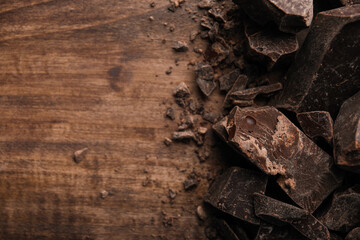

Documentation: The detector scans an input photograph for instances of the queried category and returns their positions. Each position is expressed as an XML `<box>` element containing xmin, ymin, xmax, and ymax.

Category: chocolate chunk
<box><xmin>345</xmin><ymin>227</ymin><xmax>360</xmax><ymax>240</ymax></box>
<box><xmin>219</xmin><ymin>69</ymin><xmax>242</xmax><ymax>92</ymax></box>
<box><xmin>173</xmin><ymin>82</ymin><xmax>191</xmax><ymax>98</ymax></box>
<box><xmin>253</xmin><ymin>193</ymin><xmax>330</xmax><ymax>240</ymax></box>
<box><xmin>172</xmin><ymin>130</ymin><xmax>196</xmax><ymax>141</ymax></box>
<box><xmin>189</xmin><ymin>30</ymin><xmax>199</xmax><ymax>42</ymax></box>
<box><xmin>205</xmin><ymin>41</ymin><xmax>230</xmax><ymax>66</ymax></box>
<box><xmin>165</xmin><ymin>107</ymin><xmax>175</xmax><ymax>120</ymax></box>
<box><xmin>297</xmin><ymin>111</ymin><xmax>334</xmax><ymax>143</ymax></box>
<box><xmin>334</xmin><ymin>91</ymin><xmax>360</xmax><ymax>173</ymax></box>
<box><xmin>223</xmin><ymin>74</ymin><xmax>249</xmax><ymax>108</ymax></box>
<box><xmin>317</xmin><ymin>185</ymin><xmax>360</xmax><ymax>232</ymax></box>
<box><xmin>196</xmin><ymin>205</ymin><xmax>208</xmax><ymax>221</ymax></box>
<box><xmin>204</xmin><ymin>167</ymin><xmax>268</xmax><ymax>224</ymax></box>
<box><xmin>255</xmin><ymin>222</ymin><xmax>307</xmax><ymax>240</ymax></box>
<box><xmin>172</xmin><ymin>41</ymin><xmax>189</xmax><ymax>52</ymax></box>
<box><xmin>212</xmin><ymin>116</ymin><xmax>229</xmax><ymax>142</ymax></box>
<box><xmin>73</xmin><ymin>147</ymin><xmax>88</xmax><ymax>163</ymax></box>
<box><xmin>202</xmin><ymin>112</ymin><xmax>219</xmax><ymax>123</ymax></box>
<box><xmin>183</xmin><ymin>178</ymin><xmax>198</xmax><ymax>191</ymax></box>
<box><xmin>165</xmin><ymin>66</ymin><xmax>173</xmax><ymax>75</ymax></box>
<box><xmin>195</xmin><ymin>63</ymin><xmax>216</xmax><ymax>96</ymax></box>
<box><xmin>163</xmin><ymin>137</ymin><xmax>172</xmax><ymax>146</ymax></box>
<box><xmin>237</xmin><ymin>0</ymin><xmax>313</xmax><ymax>33</ymax></box>
<box><xmin>245</xmin><ymin>20</ymin><xmax>298</xmax><ymax>70</ymax></box>
<box><xmin>208</xmin><ymin>7</ymin><xmax>226</xmax><ymax>23</ymax></box>
<box><xmin>228</xmin><ymin>83</ymin><xmax>283</xmax><ymax>107</ymax></box>
<box><xmin>274</xmin><ymin>5</ymin><xmax>360</xmax><ymax>117</ymax></box>
<box><xmin>226</xmin><ymin>106</ymin><xmax>343</xmax><ymax>212</ymax></box>
<box><xmin>198</xmin><ymin>0</ymin><xmax>215</xmax><ymax>9</ymax></box>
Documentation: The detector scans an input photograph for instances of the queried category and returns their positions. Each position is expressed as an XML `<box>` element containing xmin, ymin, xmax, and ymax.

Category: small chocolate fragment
<box><xmin>73</xmin><ymin>147</ymin><xmax>88</xmax><ymax>163</ymax></box>
<box><xmin>172</xmin><ymin>41</ymin><xmax>189</xmax><ymax>52</ymax></box>
<box><xmin>100</xmin><ymin>190</ymin><xmax>109</xmax><ymax>199</ymax></box>
<box><xmin>198</xmin><ymin>0</ymin><xmax>214</xmax><ymax>9</ymax></box>
<box><xmin>255</xmin><ymin>222</ymin><xmax>307</xmax><ymax>240</ymax></box>
<box><xmin>345</xmin><ymin>227</ymin><xmax>360</xmax><ymax>240</ymax></box>
<box><xmin>165</xmin><ymin>66</ymin><xmax>172</xmax><ymax>75</ymax></box>
<box><xmin>237</xmin><ymin>0</ymin><xmax>313</xmax><ymax>33</ymax></box>
<box><xmin>212</xmin><ymin>116</ymin><xmax>229</xmax><ymax>142</ymax></box>
<box><xmin>168</xmin><ymin>189</ymin><xmax>176</xmax><ymax>199</ymax></box>
<box><xmin>172</xmin><ymin>130</ymin><xmax>195</xmax><ymax>141</ymax></box>
<box><xmin>165</xmin><ymin>107</ymin><xmax>175</xmax><ymax>120</ymax></box>
<box><xmin>275</xmin><ymin>5</ymin><xmax>360</xmax><ymax>117</ymax></box>
<box><xmin>173</xmin><ymin>82</ymin><xmax>191</xmax><ymax>98</ymax></box>
<box><xmin>297</xmin><ymin>111</ymin><xmax>333</xmax><ymax>143</ymax></box>
<box><xmin>195</xmin><ymin>63</ymin><xmax>216</xmax><ymax>96</ymax></box>
<box><xmin>226</xmin><ymin>106</ymin><xmax>343</xmax><ymax>212</ymax></box>
<box><xmin>205</xmin><ymin>41</ymin><xmax>230</xmax><ymax>66</ymax></box>
<box><xmin>202</xmin><ymin>112</ymin><xmax>219</xmax><ymax>123</ymax></box>
<box><xmin>164</xmin><ymin>137</ymin><xmax>172</xmax><ymax>146</ymax></box>
<box><xmin>253</xmin><ymin>193</ymin><xmax>330</xmax><ymax>240</ymax></box>
<box><xmin>219</xmin><ymin>69</ymin><xmax>242</xmax><ymax>92</ymax></box>
<box><xmin>333</xmin><ymin>91</ymin><xmax>360</xmax><ymax>173</ymax></box>
<box><xmin>317</xmin><ymin>185</ymin><xmax>360</xmax><ymax>232</ymax></box>
<box><xmin>196</xmin><ymin>205</ymin><xmax>208</xmax><ymax>221</ymax></box>
<box><xmin>208</xmin><ymin>7</ymin><xmax>226</xmax><ymax>23</ymax></box>
<box><xmin>204</xmin><ymin>167</ymin><xmax>268</xmax><ymax>224</ymax></box>
<box><xmin>189</xmin><ymin>30</ymin><xmax>199</xmax><ymax>42</ymax></box>
<box><xmin>223</xmin><ymin>74</ymin><xmax>249</xmax><ymax>108</ymax></box>
<box><xmin>228</xmin><ymin>83</ymin><xmax>283</xmax><ymax>107</ymax></box>
<box><xmin>245</xmin><ymin>20</ymin><xmax>298</xmax><ymax>70</ymax></box>
<box><xmin>183</xmin><ymin>178</ymin><xmax>198</xmax><ymax>191</ymax></box>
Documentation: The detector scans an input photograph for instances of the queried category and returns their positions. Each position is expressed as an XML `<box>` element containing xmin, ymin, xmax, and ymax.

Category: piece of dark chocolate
<box><xmin>198</xmin><ymin>0</ymin><xmax>214</xmax><ymax>9</ymax></box>
<box><xmin>204</xmin><ymin>167</ymin><xmax>268</xmax><ymax>225</ymax></box>
<box><xmin>226</xmin><ymin>106</ymin><xmax>343</xmax><ymax>212</ymax></box>
<box><xmin>255</xmin><ymin>222</ymin><xmax>307</xmax><ymax>240</ymax></box>
<box><xmin>195</xmin><ymin>63</ymin><xmax>216</xmax><ymax>96</ymax></box>
<box><xmin>172</xmin><ymin>41</ymin><xmax>189</xmax><ymax>52</ymax></box>
<box><xmin>172</xmin><ymin>130</ymin><xmax>196</xmax><ymax>141</ymax></box>
<box><xmin>236</xmin><ymin>0</ymin><xmax>313</xmax><ymax>33</ymax></box>
<box><xmin>212</xmin><ymin>116</ymin><xmax>229</xmax><ymax>142</ymax></box>
<box><xmin>317</xmin><ymin>185</ymin><xmax>360</xmax><ymax>232</ymax></box>
<box><xmin>274</xmin><ymin>5</ymin><xmax>360</xmax><ymax>117</ymax></box>
<box><xmin>202</xmin><ymin>112</ymin><xmax>219</xmax><ymax>123</ymax></box>
<box><xmin>345</xmin><ymin>227</ymin><xmax>360</xmax><ymax>240</ymax></box>
<box><xmin>73</xmin><ymin>147</ymin><xmax>88</xmax><ymax>163</ymax></box>
<box><xmin>253</xmin><ymin>193</ymin><xmax>330</xmax><ymax>240</ymax></box>
<box><xmin>244</xmin><ymin>20</ymin><xmax>298</xmax><ymax>70</ymax></box>
<box><xmin>205</xmin><ymin>41</ymin><xmax>230</xmax><ymax>66</ymax></box>
<box><xmin>223</xmin><ymin>74</ymin><xmax>248</xmax><ymax>108</ymax></box>
<box><xmin>183</xmin><ymin>178</ymin><xmax>198</xmax><ymax>191</ymax></box>
<box><xmin>165</xmin><ymin>107</ymin><xmax>175</xmax><ymax>120</ymax></box>
<box><xmin>333</xmin><ymin>91</ymin><xmax>360</xmax><ymax>173</ymax></box>
<box><xmin>228</xmin><ymin>83</ymin><xmax>283</xmax><ymax>107</ymax></box>
<box><xmin>173</xmin><ymin>82</ymin><xmax>191</xmax><ymax>98</ymax></box>
<box><xmin>297</xmin><ymin>111</ymin><xmax>333</xmax><ymax>143</ymax></box>
<box><xmin>219</xmin><ymin>69</ymin><xmax>242</xmax><ymax>92</ymax></box>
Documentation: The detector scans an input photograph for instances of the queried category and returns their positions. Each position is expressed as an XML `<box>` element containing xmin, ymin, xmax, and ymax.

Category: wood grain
<box><xmin>0</xmin><ymin>1</ymin><xmax>227</xmax><ymax>239</ymax></box>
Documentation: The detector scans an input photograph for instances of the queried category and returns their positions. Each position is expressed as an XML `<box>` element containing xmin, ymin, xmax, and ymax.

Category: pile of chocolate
<box><xmin>169</xmin><ymin>0</ymin><xmax>360</xmax><ymax>239</ymax></box>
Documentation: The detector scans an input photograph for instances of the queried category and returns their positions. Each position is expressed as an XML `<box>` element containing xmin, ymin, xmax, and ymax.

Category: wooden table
<box><xmin>0</xmin><ymin>1</ymin><xmax>226</xmax><ymax>239</ymax></box>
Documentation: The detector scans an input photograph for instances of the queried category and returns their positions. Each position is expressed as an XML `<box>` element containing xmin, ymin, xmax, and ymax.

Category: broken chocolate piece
<box><xmin>223</xmin><ymin>74</ymin><xmax>249</xmax><ymax>108</ymax></box>
<box><xmin>173</xmin><ymin>82</ymin><xmax>191</xmax><ymax>98</ymax></box>
<box><xmin>208</xmin><ymin>7</ymin><xmax>226</xmax><ymax>23</ymax></box>
<box><xmin>205</xmin><ymin>41</ymin><xmax>230</xmax><ymax>66</ymax></box>
<box><xmin>228</xmin><ymin>83</ymin><xmax>283</xmax><ymax>107</ymax></box>
<box><xmin>255</xmin><ymin>222</ymin><xmax>307</xmax><ymax>240</ymax></box>
<box><xmin>226</xmin><ymin>106</ymin><xmax>343</xmax><ymax>212</ymax></box>
<box><xmin>183</xmin><ymin>178</ymin><xmax>198</xmax><ymax>191</ymax></box>
<box><xmin>202</xmin><ymin>112</ymin><xmax>219</xmax><ymax>123</ymax></box>
<box><xmin>195</xmin><ymin>63</ymin><xmax>216</xmax><ymax>96</ymax></box>
<box><xmin>317</xmin><ymin>185</ymin><xmax>360</xmax><ymax>232</ymax></box>
<box><xmin>165</xmin><ymin>107</ymin><xmax>175</xmax><ymax>120</ymax></box>
<box><xmin>345</xmin><ymin>227</ymin><xmax>360</xmax><ymax>240</ymax></box>
<box><xmin>73</xmin><ymin>147</ymin><xmax>88</xmax><ymax>163</ymax></box>
<box><xmin>333</xmin><ymin>91</ymin><xmax>360</xmax><ymax>173</ymax></box>
<box><xmin>275</xmin><ymin>5</ymin><xmax>360</xmax><ymax>117</ymax></box>
<box><xmin>172</xmin><ymin>41</ymin><xmax>189</xmax><ymax>52</ymax></box>
<box><xmin>196</xmin><ymin>205</ymin><xmax>208</xmax><ymax>221</ymax></box>
<box><xmin>212</xmin><ymin>116</ymin><xmax>229</xmax><ymax>143</ymax></box>
<box><xmin>189</xmin><ymin>30</ymin><xmax>199</xmax><ymax>42</ymax></box>
<box><xmin>253</xmin><ymin>193</ymin><xmax>330</xmax><ymax>240</ymax></box>
<box><xmin>245</xmin><ymin>20</ymin><xmax>299</xmax><ymax>70</ymax></box>
<box><xmin>297</xmin><ymin>111</ymin><xmax>334</xmax><ymax>143</ymax></box>
<box><xmin>198</xmin><ymin>0</ymin><xmax>214</xmax><ymax>9</ymax></box>
<box><xmin>219</xmin><ymin>69</ymin><xmax>242</xmax><ymax>92</ymax></box>
<box><xmin>204</xmin><ymin>167</ymin><xmax>268</xmax><ymax>224</ymax></box>
<box><xmin>163</xmin><ymin>137</ymin><xmax>172</xmax><ymax>146</ymax></box>
<box><xmin>237</xmin><ymin>0</ymin><xmax>313</xmax><ymax>33</ymax></box>
<box><xmin>172</xmin><ymin>130</ymin><xmax>195</xmax><ymax>141</ymax></box>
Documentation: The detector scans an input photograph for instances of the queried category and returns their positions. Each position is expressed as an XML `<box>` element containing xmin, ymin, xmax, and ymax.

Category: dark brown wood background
<box><xmin>0</xmin><ymin>1</ymin><xmax>227</xmax><ymax>239</ymax></box>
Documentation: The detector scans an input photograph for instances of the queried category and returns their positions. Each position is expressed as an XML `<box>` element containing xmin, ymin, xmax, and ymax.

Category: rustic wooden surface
<box><xmin>0</xmin><ymin>1</ymin><xmax>228</xmax><ymax>239</ymax></box>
